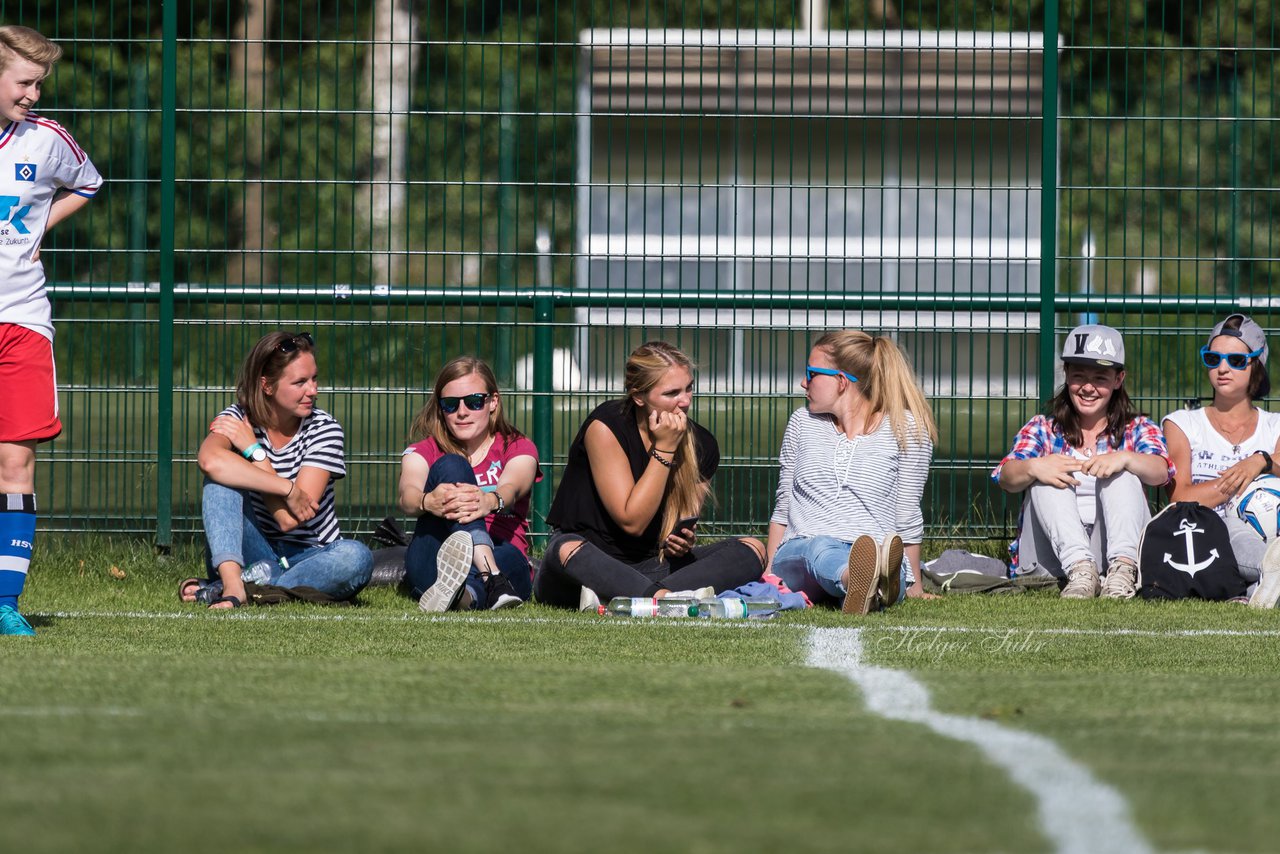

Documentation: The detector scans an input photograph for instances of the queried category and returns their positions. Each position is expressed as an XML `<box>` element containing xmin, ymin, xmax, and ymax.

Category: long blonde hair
<box><xmin>408</xmin><ymin>356</ymin><xmax>523</xmax><ymax>455</ymax></box>
<box><xmin>620</xmin><ymin>341</ymin><xmax>709</xmax><ymax>548</ymax></box>
<box><xmin>814</xmin><ymin>331</ymin><xmax>937</xmax><ymax>450</ymax></box>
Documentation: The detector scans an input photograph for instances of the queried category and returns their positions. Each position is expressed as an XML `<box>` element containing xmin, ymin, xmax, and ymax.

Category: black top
<box><xmin>547</xmin><ymin>400</ymin><xmax>719</xmax><ymax>563</ymax></box>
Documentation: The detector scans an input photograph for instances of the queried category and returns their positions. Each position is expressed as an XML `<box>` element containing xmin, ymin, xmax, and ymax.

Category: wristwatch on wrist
<box><xmin>493</xmin><ymin>491</ymin><xmax>506</xmax><ymax>515</ymax></box>
<box><xmin>1255</xmin><ymin>449</ymin><xmax>1274</xmax><ymax>474</ymax></box>
<box><xmin>242</xmin><ymin>442</ymin><xmax>267</xmax><ymax>463</ymax></box>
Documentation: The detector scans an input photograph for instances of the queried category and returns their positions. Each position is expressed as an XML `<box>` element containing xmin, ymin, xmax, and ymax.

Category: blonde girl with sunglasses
<box><xmin>399</xmin><ymin>356</ymin><xmax>541</xmax><ymax>612</ymax></box>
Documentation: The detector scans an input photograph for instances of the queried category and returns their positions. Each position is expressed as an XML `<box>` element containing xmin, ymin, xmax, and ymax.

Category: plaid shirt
<box><xmin>992</xmin><ymin>414</ymin><xmax>1173</xmax><ymax>571</ymax></box>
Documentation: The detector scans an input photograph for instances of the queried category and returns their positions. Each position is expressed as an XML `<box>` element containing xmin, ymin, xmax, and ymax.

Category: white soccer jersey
<box><xmin>0</xmin><ymin>113</ymin><xmax>103</xmax><ymax>341</ymax></box>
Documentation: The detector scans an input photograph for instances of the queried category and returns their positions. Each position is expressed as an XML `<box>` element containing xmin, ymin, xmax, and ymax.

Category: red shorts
<box><xmin>0</xmin><ymin>323</ymin><xmax>61</xmax><ymax>443</ymax></box>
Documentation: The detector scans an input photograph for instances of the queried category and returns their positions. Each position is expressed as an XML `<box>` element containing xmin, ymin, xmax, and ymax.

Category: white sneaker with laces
<box><xmin>1248</xmin><ymin>539</ymin><xmax>1280</xmax><ymax>608</ymax></box>
<box><xmin>419</xmin><ymin>531</ymin><xmax>473</xmax><ymax>613</ymax></box>
<box><xmin>1100</xmin><ymin>559</ymin><xmax>1138</xmax><ymax>599</ymax></box>
<box><xmin>1060</xmin><ymin>560</ymin><xmax>1101</xmax><ymax>599</ymax></box>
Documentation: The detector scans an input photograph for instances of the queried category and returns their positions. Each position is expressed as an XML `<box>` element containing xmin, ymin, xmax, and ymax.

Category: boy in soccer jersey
<box><xmin>0</xmin><ymin>26</ymin><xmax>103</xmax><ymax>635</ymax></box>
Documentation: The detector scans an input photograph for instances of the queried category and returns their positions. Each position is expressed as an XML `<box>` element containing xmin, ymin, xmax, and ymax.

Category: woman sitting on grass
<box><xmin>995</xmin><ymin>324</ymin><xmax>1172</xmax><ymax>599</ymax></box>
<box><xmin>766</xmin><ymin>330</ymin><xmax>936</xmax><ymax>614</ymax></box>
<box><xmin>183</xmin><ymin>331</ymin><xmax>373</xmax><ymax>608</ymax></box>
<box><xmin>398</xmin><ymin>356</ymin><xmax>540</xmax><ymax>612</ymax></box>
<box><xmin>1163</xmin><ymin>314</ymin><xmax>1280</xmax><ymax>606</ymax></box>
<box><xmin>534</xmin><ymin>341</ymin><xmax>766</xmax><ymax>609</ymax></box>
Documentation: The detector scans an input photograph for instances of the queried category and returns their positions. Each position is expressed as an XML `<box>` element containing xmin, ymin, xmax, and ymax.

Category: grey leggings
<box><xmin>533</xmin><ymin>532</ymin><xmax>765</xmax><ymax>608</ymax></box>
<box><xmin>1016</xmin><ymin>471</ymin><xmax>1149</xmax><ymax>576</ymax></box>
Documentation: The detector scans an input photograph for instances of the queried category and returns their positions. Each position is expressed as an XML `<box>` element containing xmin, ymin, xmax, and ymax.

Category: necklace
<box><xmin>1206</xmin><ymin>407</ymin><xmax>1255</xmax><ymax>455</ymax></box>
<box><xmin>467</xmin><ymin>434</ymin><xmax>496</xmax><ymax>465</ymax></box>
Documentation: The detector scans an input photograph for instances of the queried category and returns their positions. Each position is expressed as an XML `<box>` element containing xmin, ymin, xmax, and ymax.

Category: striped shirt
<box><xmin>218</xmin><ymin>404</ymin><xmax>347</xmax><ymax>547</ymax></box>
<box><xmin>772</xmin><ymin>406</ymin><xmax>933</xmax><ymax>548</ymax></box>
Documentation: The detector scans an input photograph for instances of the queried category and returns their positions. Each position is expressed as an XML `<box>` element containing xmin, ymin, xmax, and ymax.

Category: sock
<box><xmin>0</xmin><ymin>494</ymin><xmax>37</xmax><ymax>610</ymax></box>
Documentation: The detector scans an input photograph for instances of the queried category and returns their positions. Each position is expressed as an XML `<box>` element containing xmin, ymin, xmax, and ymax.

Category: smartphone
<box><xmin>672</xmin><ymin>515</ymin><xmax>699</xmax><ymax>537</ymax></box>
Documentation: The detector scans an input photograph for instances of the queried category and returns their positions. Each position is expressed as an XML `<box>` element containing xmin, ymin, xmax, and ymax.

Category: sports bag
<box><xmin>1138</xmin><ymin>502</ymin><xmax>1247</xmax><ymax>601</ymax></box>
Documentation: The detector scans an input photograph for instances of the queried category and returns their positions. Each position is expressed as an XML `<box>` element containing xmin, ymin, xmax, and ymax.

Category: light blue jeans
<box><xmin>202</xmin><ymin>482</ymin><xmax>373</xmax><ymax>601</ymax></box>
<box><xmin>772</xmin><ymin>535</ymin><xmax>908</xmax><ymax>606</ymax></box>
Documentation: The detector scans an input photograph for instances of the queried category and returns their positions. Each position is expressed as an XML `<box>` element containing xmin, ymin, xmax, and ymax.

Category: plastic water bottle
<box><xmin>240</xmin><ymin>559</ymin><xmax>277</xmax><ymax>585</ymax></box>
<box><xmin>241</xmin><ymin>556</ymin><xmax>288</xmax><ymax>586</ymax></box>
<box><xmin>603</xmin><ymin>597</ymin><xmax>699</xmax><ymax>618</ymax></box>
<box><xmin>697</xmin><ymin>597</ymin><xmax>781</xmax><ymax>618</ymax></box>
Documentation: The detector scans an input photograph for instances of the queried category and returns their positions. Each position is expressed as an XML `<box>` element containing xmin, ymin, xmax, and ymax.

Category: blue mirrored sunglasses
<box><xmin>805</xmin><ymin>365</ymin><xmax>858</xmax><ymax>383</ymax></box>
<box><xmin>438</xmin><ymin>392</ymin><xmax>490</xmax><ymax>414</ymax></box>
<box><xmin>1200</xmin><ymin>346</ymin><xmax>1263</xmax><ymax>371</ymax></box>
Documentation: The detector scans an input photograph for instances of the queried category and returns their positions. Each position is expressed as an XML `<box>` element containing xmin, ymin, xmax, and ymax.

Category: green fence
<box><xmin>8</xmin><ymin>0</ymin><xmax>1278</xmax><ymax>548</ymax></box>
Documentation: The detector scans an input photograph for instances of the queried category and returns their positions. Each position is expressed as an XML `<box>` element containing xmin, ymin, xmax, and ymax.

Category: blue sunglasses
<box><xmin>805</xmin><ymin>365</ymin><xmax>859</xmax><ymax>383</ymax></box>
<box><xmin>1200</xmin><ymin>346</ymin><xmax>1263</xmax><ymax>371</ymax></box>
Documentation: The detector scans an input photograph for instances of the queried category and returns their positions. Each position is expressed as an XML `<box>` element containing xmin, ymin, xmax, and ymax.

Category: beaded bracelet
<box><xmin>649</xmin><ymin>447</ymin><xmax>674</xmax><ymax>468</ymax></box>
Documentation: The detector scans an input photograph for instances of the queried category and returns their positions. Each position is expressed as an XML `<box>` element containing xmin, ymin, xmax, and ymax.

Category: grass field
<box><xmin>5</xmin><ymin>539</ymin><xmax>1280</xmax><ymax>853</ymax></box>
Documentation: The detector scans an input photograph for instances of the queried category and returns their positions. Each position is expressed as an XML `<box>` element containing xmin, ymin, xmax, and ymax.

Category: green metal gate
<box><xmin>9</xmin><ymin>0</ymin><xmax>1277</xmax><ymax>549</ymax></box>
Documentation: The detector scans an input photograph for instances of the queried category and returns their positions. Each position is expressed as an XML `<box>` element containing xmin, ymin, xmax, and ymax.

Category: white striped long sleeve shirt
<box><xmin>771</xmin><ymin>406</ymin><xmax>933</xmax><ymax>546</ymax></box>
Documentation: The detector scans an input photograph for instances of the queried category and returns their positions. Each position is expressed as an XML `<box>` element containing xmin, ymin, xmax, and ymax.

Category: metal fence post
<box><xmin>532</xmin><ymin>225</ymin><xmax>554</xmax><ymax>535</ymax></box>
<box><xmin>155</xmin><ymin>3</ymin><xmax>177</xmax><ymax>550</ymax></box>
<box><xmin>495</xmin><ymin>70</ymin><xmax>516</xmax><ymax>386</ymax></box>
<box><xmin>1040</xmin><ymin>0</ymin><xmax>1061</xmax><ymax>403</ymax></box>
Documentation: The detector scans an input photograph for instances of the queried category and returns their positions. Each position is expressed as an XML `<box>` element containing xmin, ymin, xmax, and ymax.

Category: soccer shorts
<box><xmin>0</xmin><ymin>323</ymin><xmax>61</xmax><ymax>443</ymax></box>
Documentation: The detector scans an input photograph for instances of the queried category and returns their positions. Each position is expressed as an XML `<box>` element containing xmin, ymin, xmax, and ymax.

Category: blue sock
<box><xmin>0</xmin><ymin>494</ymin><xmax>37</xmax><ymax>610</ymax></box>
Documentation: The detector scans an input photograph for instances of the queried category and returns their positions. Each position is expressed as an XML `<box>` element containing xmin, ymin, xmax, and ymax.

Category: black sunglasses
<box><xmin>439</xmin><ymin>392</ymin><xmax>490</xmax><ymax>414</ymax></box>
<box><xmin>278</xmin><ymin>332</ymin><xmax>315</xmax><ymax>353</ymax></box>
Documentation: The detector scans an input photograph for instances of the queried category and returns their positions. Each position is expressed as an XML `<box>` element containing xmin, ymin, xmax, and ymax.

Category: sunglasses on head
<box><xmin>277</xmin><ymin>332</ymin><xmax>315</xmax><ymax>353</ymax></box>
<box><xmin>439</xmin><ymin>392</ymin><xmax>490</xmax><ymax>414</ymax></box>
<box><xmin>1200</xmin><ymin>345</ymin><xmax>1263</xmax><ymax>371</ymax></box>
<box><xmin>805</xmin><ymin>365</ymin><xmax>859</xmax><ymax>383</ymax></box>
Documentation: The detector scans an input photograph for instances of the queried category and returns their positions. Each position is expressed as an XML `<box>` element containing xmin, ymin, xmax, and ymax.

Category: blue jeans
<box><xmin>772</xmin><ymin>535</ymin><xmax>907</xmax><ymax>606</ymax></box>
<box><xmin>202</xmin><ymin>481</ymin><xmax>373</xmax><ymax>601</ymax></box>
<box><xmin>405</xmin><ymin>453</ymin><xmax>533</xmax><ymax>607</ymax></box>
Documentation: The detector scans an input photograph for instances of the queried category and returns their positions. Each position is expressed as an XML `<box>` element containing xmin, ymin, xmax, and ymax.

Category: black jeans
<box><xmin>533</xmin><ymin>532</ymin><xmax>764</xmax><ymax>607</ymax></box>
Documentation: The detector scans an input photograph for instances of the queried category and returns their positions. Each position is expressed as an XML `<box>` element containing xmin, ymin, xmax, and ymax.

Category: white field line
<box><xmin>0</xmin><ymin>706</ymin><xmax>142</xmax><ymax>718</ymax></box>
<box><xmin>29</xmin><ymin>609</ymin><xmax>776</xmax><ymax>629</ymax></box>
<box><xmin>29</xmin><ymin>608</ymin><xmax>1280</xmax><ymax>638</ymax></box>
<box><xmin>808</xmin><ymin>627</ymin><xmax>1154</xmax><ymax>854</ymax></box>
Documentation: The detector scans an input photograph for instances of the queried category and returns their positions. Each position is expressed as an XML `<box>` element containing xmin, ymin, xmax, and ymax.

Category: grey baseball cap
<box><xmin>1207</xmin><ymin>313</ymin><xmax>1269</xmax><ymax>364</ymax></box>
<box><xmin>1061</xmin><ymin>324</ymin><xmax>1125</xmax><ymax>369</ymax></box>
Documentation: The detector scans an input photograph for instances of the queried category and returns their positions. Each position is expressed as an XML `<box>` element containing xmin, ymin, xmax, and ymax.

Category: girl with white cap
<box><xmin>1163</xmin><ymin>314</ymin><xmax>1280</xmax><ymax>604</ymax></box>
<box><xmin>994</xmin><ymin>324</ymin><xmax>1174</xmax><ymax>599</ymax></box>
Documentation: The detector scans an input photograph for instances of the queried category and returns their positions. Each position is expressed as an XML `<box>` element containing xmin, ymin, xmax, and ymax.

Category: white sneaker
<box><xmin>419</xmin><ymin>531</ymin><xmax>473</xmax><ymax>612</ymax></box>
<box><xmin>1100</xmin><ymin>559</ymin><xmax>1138</xmax><ymax>600</ymax></box>
<box><xmin>578</xmin><ymin>585</ymin><xmax>602</xmax><ymax>613</ymax></box>
<box><xmin>1248</xmin><ymin>539</ymin><xmax>1280</xmax><ymax>608</ymax></box>
<box><xmin>1060</xmin><ymin>560</ymin><xmax>1101</xmax><ymax>599</ymax></box>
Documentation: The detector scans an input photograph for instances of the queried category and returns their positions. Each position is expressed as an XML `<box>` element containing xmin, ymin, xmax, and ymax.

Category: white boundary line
<box><xmin>807</xmin><ymin>627</ymin><xmax>1155</xmax><ymax>854</ymax></box>
<box><xmin>29</xmin><ymin>608</ymin><xmax>1280</xmax><ymax>638</ymax></box>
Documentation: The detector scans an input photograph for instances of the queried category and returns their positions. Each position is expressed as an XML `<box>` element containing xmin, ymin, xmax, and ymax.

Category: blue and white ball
<box><xmin>1236</xmin><ymin>475</ymin><xmax>1280</xmax><ymax>542</ymax></box>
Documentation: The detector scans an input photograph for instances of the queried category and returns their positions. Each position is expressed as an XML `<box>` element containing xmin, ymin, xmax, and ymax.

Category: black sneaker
<box><xmin>484</xmin><ymin>572</ymin><xmax>523</xmax><ymax>610</ymax></box>
<box><xmin>371</xmin><ymin>515</ymin><xmax>410</xmax><ymax>548</ymax></box>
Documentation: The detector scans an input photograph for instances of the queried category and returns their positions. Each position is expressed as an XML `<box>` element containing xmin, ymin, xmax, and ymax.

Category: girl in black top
<box><xmin>535</xmin><ymin>341</ymin><xmax>766</xmax><ymax>608</ymax></box>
